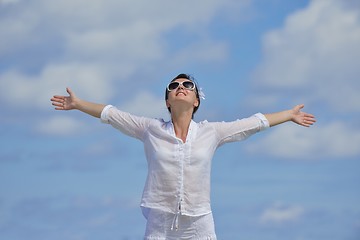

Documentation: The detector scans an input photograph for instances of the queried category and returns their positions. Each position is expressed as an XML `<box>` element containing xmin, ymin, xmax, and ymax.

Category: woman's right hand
<box><xmin>51</xmin><ymin>87</ymin><xmax>78</xmax><ymax>110</ymax></box>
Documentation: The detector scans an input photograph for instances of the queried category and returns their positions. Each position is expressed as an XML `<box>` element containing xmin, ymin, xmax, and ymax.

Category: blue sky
<box><xmin>1</xmin><ymin>0</ymin><xmax>360</xmax><ymax>239</ymax></box>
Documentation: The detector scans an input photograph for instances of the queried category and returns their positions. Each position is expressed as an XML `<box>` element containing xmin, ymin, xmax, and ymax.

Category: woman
<box><xmin>51</xmin><ymin>73</ymin><xmax>316</xmax><ymax>239</ymax></box>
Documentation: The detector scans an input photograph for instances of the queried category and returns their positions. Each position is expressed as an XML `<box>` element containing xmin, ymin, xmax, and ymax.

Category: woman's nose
<box><xmin>178</xmin><ymin>84</ymin><xmax>185</xmax><ymax>89</ymax></box>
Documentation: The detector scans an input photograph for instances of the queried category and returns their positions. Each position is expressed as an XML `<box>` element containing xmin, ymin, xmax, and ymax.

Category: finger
<box><xmin>307</xmin><ymin>119</ymin><xmax>316</xmax><ymax>125</ymax></box>
<box><xmin>51</xmin><ymin>96</ymin><xmax>65</xmax><ymax>103</ymax></box>
<box><xmin>302</xmin><ymin>119</ymin><xmax>315</xmax><ymax>127</ymax></box>
<box><xmin>299</xmin><ymin>121</ymin><xmax>310</xmax><ymax>127</ymax></box>
<box><xmin>51</xmin><ymin>96</ymin><xmax>62</xmax><ymax>101</ymax></box>
<box><xmin>66</xmin><ymin>87</ymin><xmax>74</xmax><ymax>97</ymax></box>
<box><xmin>296</xmin><ymin>104</ymin><xmax>304</xmax><ymax>111</ymax></box>
<box><xmin>304</xmin><ymin>115</ymin><xmax>316</xmax><ymax>122</ymax></box>
<box><xmin>52</xmin><ymin>102</ymin><xmax>64</xmax><ymax>108</ymax></box>
<box><xmin>304</xmin><ymin>112</ymin><xmax>315</xmax><ymax>118</ymax></box>
<box><xmin>50</xmin><ymin>97</ymin><xmax>65</xmax><ymax>104</ymax></box>
<box><xmin>303</xmin><ymin>120</ymin><xmax>314</xmax><ymax>125</ymax></box>
<box><xmin>52</xmin><ymin>95</ymin><xmax>65</xmax><ymax>99</ymax></box>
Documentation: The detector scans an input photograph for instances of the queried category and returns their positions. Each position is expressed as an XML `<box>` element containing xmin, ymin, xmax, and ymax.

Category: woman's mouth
<box><xmin>176</xmin><ymin>92</ymin><xmax>186</xmax><ymax>96</ymax></box>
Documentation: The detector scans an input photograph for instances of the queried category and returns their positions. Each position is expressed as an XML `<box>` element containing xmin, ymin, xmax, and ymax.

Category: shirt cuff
<box><xmin>254</xmin><ymin>113</ymin><xmax>270</xmax><ymax>130</ymax></box>
<box><xmin>100</xmin><ymin>105</ymin><xmax>114</xmax><ymax>123</ymax></box>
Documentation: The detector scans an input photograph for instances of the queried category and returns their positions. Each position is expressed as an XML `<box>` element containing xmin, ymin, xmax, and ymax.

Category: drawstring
<box><xmin>171</xmin><ymin>198</ymin><xmax>182</xmax><ymax>231</ymax></box>
<box><xmin>170</xmin><ymin>211</ymin><xmax>179</xmax><ymax>231</ymax></box>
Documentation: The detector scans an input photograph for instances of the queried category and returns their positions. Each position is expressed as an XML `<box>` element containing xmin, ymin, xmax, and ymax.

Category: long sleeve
<box><xmin>100</xmin><ymin>105</ymin><xmax>153</xmax><ymax>141</ymax></box>
<box><xmin>211</xmin><ymin>113</ymin><xmax>269</xmax><ymax>147</ymax></box>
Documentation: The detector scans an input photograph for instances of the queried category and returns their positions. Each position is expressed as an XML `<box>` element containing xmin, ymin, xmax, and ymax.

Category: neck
<box><xmin>171</xmin><ymin>109</ymin><xmax>193</xmax><ymax>143</ymax></box>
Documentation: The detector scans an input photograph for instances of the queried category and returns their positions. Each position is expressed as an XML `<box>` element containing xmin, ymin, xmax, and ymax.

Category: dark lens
<box><xmin>182</xmin><ymin>81</ymin><xmax>195</xmax><ymax>89</ymax></box>
<box><xmin>168</xmin><ymin>82</ymin><xmax>180</xmax><ymax>91</ymax></box>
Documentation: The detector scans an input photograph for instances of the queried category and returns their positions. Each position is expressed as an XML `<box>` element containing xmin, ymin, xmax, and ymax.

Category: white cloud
<box><xmin>243</xmin><ymin>0</ymin><xmax>360</xmax><ymax>161</ymax></box>
<box><xmin>36</xmin><ymin>115</ymin><xmax>86</xmax><ymax>136</ymax></box>
<box><xmin>251</xmin><ymin>0</ymin><xmax>360</xmax><ymax>112</ymax></box>
<box><xmin>170</xmin><ymin>39</ymin><xmax>229</xmax><ymax>66</ymax></box>
<box><xmin>260</xmin><ymin>202</ymin><xmax>304</xmax><ymax>224</ymax></box>
<box><xmin>0</xmin><ymin>0</ymin><xmax>249</xmax><ymax>111</ymax></box>
<box><xmin>119</xmin><ymin>91</ymin><xmax>169</xmax><ymax>119</ymax></box>
<box><xmin>0</xmin><ymin>0</ymin><xmax>20</xmax><ymax>5</ymax></box>
<box><xmin>0</xmin><ymin>62</ymin><xmax>115</xmax><ymax>109</ymax></box>
<box><xmin>0</xmin><ymin>0</ymin><xmax>245</xmax><ymax>61</ymax></box>
<box><xmin>246</xmin><ymin>121</ymin><xmax>360</xmax><ymax>159</ymax></box>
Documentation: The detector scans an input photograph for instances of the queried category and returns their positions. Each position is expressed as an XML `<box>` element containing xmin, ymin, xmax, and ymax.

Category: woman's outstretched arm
<box><xmin>51</xmin><ymin>87</ymin><xmax>106</xmax><ymax>118</ymax></box>
<box><xmin>264</xmin><ymin>104</ymin><xmax>316</xmax><ymax>127</ymax></box>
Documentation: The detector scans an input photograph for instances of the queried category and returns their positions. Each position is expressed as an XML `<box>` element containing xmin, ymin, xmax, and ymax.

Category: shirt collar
<box><xmin>165</xmin><ymin>119</ymin><xmax>197</xmax><ymax>143</ymax></box>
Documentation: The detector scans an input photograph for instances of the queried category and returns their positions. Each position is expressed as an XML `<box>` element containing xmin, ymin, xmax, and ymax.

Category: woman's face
<box><xmin>166</xmin><ymin>78</ymin><xmax>199</xmax><ymax>111</ymax></box>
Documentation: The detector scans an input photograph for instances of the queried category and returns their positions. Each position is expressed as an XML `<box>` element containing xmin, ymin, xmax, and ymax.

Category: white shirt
<box><xmin>101</xmin><ymin>105</ymin><xmax>269</xmax><ymax>216</ymax></box>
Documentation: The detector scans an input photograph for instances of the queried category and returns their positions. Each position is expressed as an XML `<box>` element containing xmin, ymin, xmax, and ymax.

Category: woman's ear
<box><xmin>166</xmin><ymin>99</ymin><xmax>170</xmax><ymax>108</ymax></box>
<box><xmin>194</xmin><ymin>98</ymin><xmax>199</xmax><ymax>108</ymax></box>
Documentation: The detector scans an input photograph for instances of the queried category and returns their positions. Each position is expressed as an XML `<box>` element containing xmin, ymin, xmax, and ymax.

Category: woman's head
<box><xmin>165</xmin><ymin>73</ymin><xmax>201</xmax><ymax>118</ymax></box>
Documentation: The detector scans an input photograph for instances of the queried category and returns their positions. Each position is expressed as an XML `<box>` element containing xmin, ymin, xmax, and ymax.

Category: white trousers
<box><xmin>143</xmin><ymin>208</ymin><xmax>217</xmax><ymax>240</ymax></box>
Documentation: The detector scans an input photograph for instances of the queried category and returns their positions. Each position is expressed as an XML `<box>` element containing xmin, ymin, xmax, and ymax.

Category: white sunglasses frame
<box><xmin>167</xmin><ymin>81</ymin><xmax>196</xmax><ymax>92</ymax></box>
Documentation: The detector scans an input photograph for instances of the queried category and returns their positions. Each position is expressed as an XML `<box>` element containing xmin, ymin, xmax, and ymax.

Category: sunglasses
<box><xmin>167</xmin><ymin>81</ymin><xmax>196</xmax><ymax>91</ymax></box>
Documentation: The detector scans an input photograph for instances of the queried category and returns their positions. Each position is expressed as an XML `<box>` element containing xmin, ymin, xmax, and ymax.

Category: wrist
<box><xmin>286</xmin><ymin>109</ymin><xmax>294</xmax><ymax>121</ymax></box>
<box><xmin>288</xmin><ymin>109</ymin><xmax>296</xmax><ymax>122</ymax></box>
<box><xmin>72</xmin><ymin>97</ymin><xmax>82</xmax><ymax>110</ymax></box>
